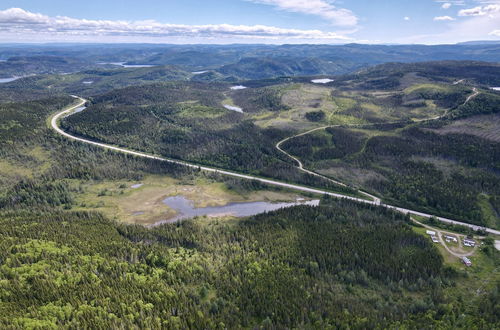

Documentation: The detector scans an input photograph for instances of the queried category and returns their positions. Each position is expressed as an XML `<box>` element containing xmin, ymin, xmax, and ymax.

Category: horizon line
<box><xmin>1</xmin><ymin>40</ymin><xmax>500</xmax><ymax>47</ymax></box>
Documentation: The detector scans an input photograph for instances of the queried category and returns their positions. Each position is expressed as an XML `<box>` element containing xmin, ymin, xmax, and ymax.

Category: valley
<box><xmin>50</xmin><ymin>62</ymin><xmax>500</xmax><ymax>231</ymax></box>
<box><xmin>52</xmin><ymin>93</ymin><xmax>500</xmax><ymax>233</ymax></box>
<box><xmin>0</xmin><ymin>45</ymin><xmax>498</xmax><ymax>328</ymax></box>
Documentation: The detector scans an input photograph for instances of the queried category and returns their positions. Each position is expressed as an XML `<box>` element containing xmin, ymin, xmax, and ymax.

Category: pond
<box><xmin>73</xmin><ymin>106</ymin><xmax>87</xmax><ymax>113</ymax></box>
<box><xmin>223</xmin><ymin>104</ymin><xmax>243</xmax><ymax>113</ymax></box>
<box><xmin>311</xmin><ymin>78</ymin><xmax>334</xmax><ymax>84</ymax></box>
<box><xmin>0</xmin><ymin>77</ymin><xmax>21</xmax><ymax>83</ymax></box>
<box><xmin>100</xmin><ymin>62</ymin><xmax>155</xmax><ymax>68</ymax></box>
<box><xmin>230</xmin><ymin>85</ymin><xmax>247</xmax><ymax>90</ymax></box>
<box><xmin>157</xmin><ymin>196</ymin><xmax>320</xmax><ymax>224</ymax></box>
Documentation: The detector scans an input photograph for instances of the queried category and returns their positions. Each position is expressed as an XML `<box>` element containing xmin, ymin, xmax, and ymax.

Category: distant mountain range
<box><xmin>457</xmin><ymin>40</ymin><xmax>500</xmax><ymax>45</ymax></box>
<box><xmin>0</xmin><ymin>43</ymin><xmax>499</xmax><ymax>80</ymax></box>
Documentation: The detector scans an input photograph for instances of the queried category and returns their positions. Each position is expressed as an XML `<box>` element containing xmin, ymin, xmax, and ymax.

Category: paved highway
<box><xmin>51</xmin><ymin>96</ymin><xmax>500</xmax><ymax>236</ymax></box>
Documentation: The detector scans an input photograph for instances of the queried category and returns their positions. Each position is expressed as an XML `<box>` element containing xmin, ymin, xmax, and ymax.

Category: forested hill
<box><xmin>1</xmin><ymin>43</ymin><xmax>500</xmax><ymax>79</ymax></box>
<box><xmin>56</xmin><ymin>61</ymin><xmax>500</xmax><ymax>228</ymax></box>
<box><xmin>60</xmin><ymin>82</ymin><xmax>359</xmax><ymax>196</ymax></box>
<box><xmin>1</xmin><ymin>198</ymin><xmax>497</xmax><ymax>328</ymax></box>
<box><xmin>0</xmin><ymin>54</ymin><xmax>499</xmax><ymax>328</ymax></box>
<box><xmin>336</xmin><ymin>61</ymin><xmax>500</xmax><ymax>88</ymax></box>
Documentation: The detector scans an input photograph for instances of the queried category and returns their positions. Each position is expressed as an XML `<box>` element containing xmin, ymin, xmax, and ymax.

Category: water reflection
<box><xmin>157</xmin><ymin>195</ymin><xmax>319</xmax><ymax>224</ymax></box>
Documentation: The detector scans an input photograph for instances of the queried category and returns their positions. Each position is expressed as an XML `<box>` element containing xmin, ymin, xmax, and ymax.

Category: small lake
<box><xmin>99</xmin><ymin>62</ymin><xmax>155</xmax><ymax>68</ymax></box>
<box><xmin>230</xmin><ymin>85</ymin><xmax>247</xmax><ymax>90</ymax></box>
<box><xmin>223</xmin><ymin>104</ymin><xmax>243</xmax><ymax>113</ymax></box>
<box><xmin>157</xmin><ymin>196</ymin><xmax>319</xmax><ymax>224</ymax></box>
<box><xmin>113</xmin><ymin>62</ymin><xmax>155</xmax><ymax>68</ymax></box>
<box><xmin>0</xmin><ymin>77</ymin><xmax>21</xmax><ymax>83</ymax></box>
<box><xmin>192</xmin><ymin>71</ymin><xmax>208</xmax><ymax>75</ymax></box>
<box><xmin>122</xmin><ymin>64</ymin><xmax>155</xmax><ymax>68</ymax></box>
<box><xmin>311</xmin><ymin>78</ymin><xmax>334</xmax><ymax>84</ymax></box>
<box><xmin>490</xmin><ymin>87</ymin><xmax>500</xmax><ymax>91</ymax></box>
<box><xmin>63</xmin><ymin>106</ymin><xmax>86</xmax><ymax>119</ymax></box>
<box><xmin>74</xmin><ymin>106</ymin><xmax>87</xmax><ymax>113</ymax></box>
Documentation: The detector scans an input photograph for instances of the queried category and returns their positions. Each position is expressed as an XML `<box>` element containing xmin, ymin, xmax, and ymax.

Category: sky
<box><xmin>0</xmin><ymin>0</ymin><xmax>499</xmax><ymax>44</ymax></box>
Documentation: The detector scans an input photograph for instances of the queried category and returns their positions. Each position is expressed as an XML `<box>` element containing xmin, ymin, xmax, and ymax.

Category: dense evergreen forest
<box><xmin>1</xmin><ymin>200</ymin><xmax>499</xmax><ymax>328</ymax></box>
<box><xmin>334</xmin><ymin>61</ymin><xmax>500</xmax><ymax>89</ymax></box>
<box><xmin>281</xmin><ymin>91</ymin><xmax>500</xmax><ymax>228</ymax></box>
<box><xmin>60</xmin><ymin>82</ymin><xmax>358</xmax><ymax>197</ymax></box>
<box><xmin>2</xmin><ymin>44</ymin><xmax>500</xmax><ymax>79</ymax></box>
<box><xmin>0</xmin><ymin>59</ymin><xmax>499</xmax><ymax>328</ymax></box>
<box><xmin>57</xmin><ymin>63</ymin><xmax>500</xmax><ymax>227</ymax></box>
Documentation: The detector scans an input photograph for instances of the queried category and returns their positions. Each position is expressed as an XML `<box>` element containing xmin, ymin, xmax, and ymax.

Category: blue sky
<box><xmin>0</xmin><ymin>0</ymin><xmax>499</xmax><ymax>44</ymax></box>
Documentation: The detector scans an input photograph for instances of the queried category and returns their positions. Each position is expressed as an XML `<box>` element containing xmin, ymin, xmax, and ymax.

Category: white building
<box><xmin>463</xmin><ymin>239</ymin><xmax>476</xmax><ymax>247</ymax></box>
<box><xmin>444</xmin><ymin>235</ymin><xmax>458</xmax><ymax>243</ymax></box>
<box><xmin>462</xmin><ymin>257</ymin><xmax>472</xmax><ymax>267</ymax></box>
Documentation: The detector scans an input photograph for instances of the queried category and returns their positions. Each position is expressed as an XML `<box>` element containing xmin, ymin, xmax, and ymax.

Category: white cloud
<box><xmin>434</xmin><ymin>16</ymin><xmax>455</xmax><ymax>21</ymax></box>
<box><xmin>459</xmin><ymin>6</ymin><xmax>483</xmax><ymax>16</ymax></box>
<box><xmin>403</xmin><ymin>1</ymin><xmax>500</xmax><ymax>44</ymax></box>
<box><xmin>247</xmin><ymin>0</ymin><xmax>358</xmax><ymax>26</ymax></box>
<box><xmin>404</xmin><ymin>16</ymin><xmax>410</xmax><ymax>21</ymax></box>
<box><xmin>0</xmin><ymin>8</ymin><xmax>353</xmax><ymax>43</ymax></box>
<box><xmin>489</xmin><ymin>29</ymin><xmax>500</xmax><ymax>36</ymax></box>
<box><xmin>435</xmin><ymin>0</ymin><xmax>465</xmax><ymax>6</ymax></box>
<box><xmin>459</xmin><ymin>4</ymin><xmax>500</xmax><ymax>16</ymax></box>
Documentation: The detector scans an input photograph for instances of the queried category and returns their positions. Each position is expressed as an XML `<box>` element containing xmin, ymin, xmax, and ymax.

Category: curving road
<box><xmin>465</xmin><ymin>87</ymin><xmax>479</xmax><ymax>104</ymax></box>
<box><xmin>51</xmin><ymin>96</ymin><xmax>500</xmax><ymax>235</ymax></box>
<box><xmin>276</xmin><ymin>86</ymin><xmax>480</xmax><ymax>181</ymax></box>
<box><xmin>276</xmin><ymin>127</ymin><xmax>380</xmax><ymax>203</ymax></box>
<box><xmin>275</xmin><ymin>86</ymin><xmax>500</xmax><ymax>235</ymax></box>
<box><xmin>51</xmin><ymin>97</ymin><xmax>377</xmax><ymax>203</ymax></box>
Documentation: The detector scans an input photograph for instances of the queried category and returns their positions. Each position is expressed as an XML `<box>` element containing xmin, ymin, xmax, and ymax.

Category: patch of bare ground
<box><xmin>410</xmin><ymin>156</ymin><xmax>462</xmax><ymax>177</ymax></box>
<box><xmin>316</xmin><ymin>164</ymin><xmax>387</xmax><ymax>188</ymax></box>
<box><xmin>427</xmin><ymin>113</ymin><xmax>500</xmax><ymax>142</ymax></box>
<box><xmin>368</xmin><ymin>91</ymin><xmax>397</xmax><ymax>98</ymax></box>
<box><xmin>398</xmin><ymin>72</ymin><xmax>433</xmax><ymax>89</ymax></box>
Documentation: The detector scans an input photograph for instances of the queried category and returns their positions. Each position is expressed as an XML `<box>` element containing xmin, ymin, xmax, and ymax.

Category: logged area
<box><xmin>60</xmin><ymin>62</ymin><xmax>500</xmax><ymax>229</ymax></box>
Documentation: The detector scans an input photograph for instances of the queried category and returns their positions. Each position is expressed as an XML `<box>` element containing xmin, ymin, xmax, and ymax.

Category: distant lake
<box><xmin>100</xmin><ymin>62</ymin><xmax>156</xmax><ymax>68</ymax></box>
<box><xmin>121</xmin><ymin>64</ymin><xmax>156</xmax><ymax>68</ymax></box>
<box><xmin>491</xmin><ymin>87</ymin><xmax>500</xmax><ymax>91</ymax></box>
<box><xmin>0</xmin><ymin>77</ymin><xmax>21</xmax><ymax>83</ymax></box>
<box><xmin>63</xmin><ymin>106</ymin><xmax>86</xmax><ymax>119</ymax></box>
<box><xmin>158</xmin><ymin>195</ymin><xmax>320</xmax><ymax>224</ymax></box>
<box><xmin>311</xmin><ymin>78</ymin><xmax>334</xmax><ymax>84</ymax></box>
<box><xmin>192</xmin><ymin>71</ymin><xmax>208</xmax><ymax>75</ymax></box>
<box><xmin>223</xmin><ymin>104</ymin><xmax>243</xmax><ymax>113</ymax></box>
<box><xmin>230</xmin><ymin>85</ymin><xmax>247</xmax><ymax>90</ymax></box>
